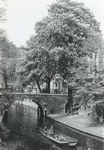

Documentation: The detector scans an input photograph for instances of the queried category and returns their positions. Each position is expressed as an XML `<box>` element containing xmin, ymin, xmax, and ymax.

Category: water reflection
<box><xmin>2</xmin><ymin>101</ymin><xmax>104</xmax><ymax>150</ymax></box>
<box><xmin>1</xmin><ymin>133</ymin><xmax>55</xmax><ymax>150</ymax></box>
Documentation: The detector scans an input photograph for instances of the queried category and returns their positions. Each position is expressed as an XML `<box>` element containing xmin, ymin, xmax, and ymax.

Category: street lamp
<box><xmin>44</xmin><ymin>103</ymin><xmax>47</xmax><ymax>117</ymax></box>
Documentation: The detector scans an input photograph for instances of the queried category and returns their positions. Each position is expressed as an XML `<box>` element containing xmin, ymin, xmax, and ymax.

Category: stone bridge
<box><xmin>0</xmin><ymin>93</ymin><xmax>68</xmax><ymax>115</ymax></box>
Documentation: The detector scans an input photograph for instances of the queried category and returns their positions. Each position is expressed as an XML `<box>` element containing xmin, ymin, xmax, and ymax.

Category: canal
<box><xmin>1</xmin><ymin>101</ymin><xmax>104</xmax><ymax>150</ymax></box>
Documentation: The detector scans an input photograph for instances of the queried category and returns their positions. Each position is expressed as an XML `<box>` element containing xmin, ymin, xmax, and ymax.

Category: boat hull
<box><xmin>40</xmin><ymin>128</ymin><xmax>78</xmax><ymax>146</ymax></box>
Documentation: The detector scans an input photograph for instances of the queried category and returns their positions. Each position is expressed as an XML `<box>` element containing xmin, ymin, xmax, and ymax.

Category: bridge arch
<box><xmin>0</xmin><ymin>93</ymin><xmax>68</xmax><ymax>115</ymax></box>
<box><xmin>32</xmin><ymin>99</ymin><xmax>44</xmax><ymax>116</ymax></box>
<box><xmin>11</xmin><ymin>98</ymin><xmax>44</xmax><ymax>117</ymax></box>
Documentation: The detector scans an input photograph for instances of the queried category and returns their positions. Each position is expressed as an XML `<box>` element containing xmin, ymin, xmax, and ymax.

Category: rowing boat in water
<box><xmin>40</xmin><ymin>128</ymin><xmax>78</xmax><ymax>146</ymax></box>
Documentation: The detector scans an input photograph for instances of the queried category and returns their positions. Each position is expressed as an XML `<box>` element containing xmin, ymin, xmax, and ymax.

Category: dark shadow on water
<box><xmin>1</xmin><ymin>131</ymin><xmax>77</xmax><ymax>150</ymax></box>
<box><xmin>2</xmin><ymin>110</ymin><xmax>8</xmax><ymax>125</ymax></box>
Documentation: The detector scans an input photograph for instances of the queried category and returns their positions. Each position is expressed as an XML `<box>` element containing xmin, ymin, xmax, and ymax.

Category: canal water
<box><xmin>1</xmin><ymin>101</ymin><xmax>104</xmax><ymax>150</ymax></box>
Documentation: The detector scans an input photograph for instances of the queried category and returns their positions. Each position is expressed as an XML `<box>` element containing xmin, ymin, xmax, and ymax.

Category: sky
<box><xmin>0</xmin><ymin>0</ymin><xmax>104</xmax><ymax>47</ymax></box>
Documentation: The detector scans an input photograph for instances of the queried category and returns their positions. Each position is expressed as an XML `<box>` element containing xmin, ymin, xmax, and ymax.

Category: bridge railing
<box><xmin>0</xmin><ymin>87</ymin><xmax>68</xmax><ymax>94</ymax></box>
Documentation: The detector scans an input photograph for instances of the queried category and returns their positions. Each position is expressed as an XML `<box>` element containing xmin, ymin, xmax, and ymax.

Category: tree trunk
<box><xmin>68</xmin><ymin>87</ymin><xmax>73</xmax><ymax>114</ymax></box>
<box><xmin>46</xmin><ymin>80</ymin><xmax>50</xmax><ymax>93</ymax></box>
<box><xmin>4</xmin><ymin>76</ymin><xmax>8</xmax><ymax>90</ymax></box>
<box><xmin>94</xmin><ymin>52</ymin><xmax>97</xmax><ymax>83</ymax></box>
<box><xmin>36</xmin><ymin>81</ymin><xmax>42</xmax><ymax>93</ymax></box>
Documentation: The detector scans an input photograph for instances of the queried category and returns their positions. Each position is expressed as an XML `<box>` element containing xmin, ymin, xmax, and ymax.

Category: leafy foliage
<box><xmin>16</xmin><ymin>42</ymin><xmax>58</xmax><ymax>92</ymax></box>
<box><xmin>0</xmin><ymin>36</ymin><xmax>17</xmax><ymax>89</ymax></box>
<box><xmin>16</xmin><ymin>0</ymin><xmax>104</xmax><ymax>100</ymax></box>
<box><xmin>0</xmin><ymin>2</ymin><xmax>17</xmax><ymax>89</ymax></box>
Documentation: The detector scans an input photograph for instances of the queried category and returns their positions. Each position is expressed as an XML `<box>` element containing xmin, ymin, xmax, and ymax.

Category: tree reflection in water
<box><xmin>0</xmin><ymin>140</ymin><xmax>52</xmax><ymax>150</ymax></box>
<box><xmin>25</xmin><ymin>139</ymin><xmax>52</xmax><ymax>150</ymax></box>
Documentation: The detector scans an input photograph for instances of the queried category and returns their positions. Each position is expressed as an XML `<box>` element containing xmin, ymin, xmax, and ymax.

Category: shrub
<box><xmin>90</xmin><ymin>105</ymin><xmax>98</xmax><ymax>126</ymax></box>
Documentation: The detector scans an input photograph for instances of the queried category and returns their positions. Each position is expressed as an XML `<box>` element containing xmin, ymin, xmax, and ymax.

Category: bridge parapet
<box><xmin>0</xmin><ymin>93</ymin><xmax>68</xmax><ymax>115</ymax></box>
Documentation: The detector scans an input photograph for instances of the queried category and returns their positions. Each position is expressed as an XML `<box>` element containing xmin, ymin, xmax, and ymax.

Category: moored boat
<box><xmin>40</xmin><ymin>127</ymin><xmax>78</xmax><ymax>146</ymax></box>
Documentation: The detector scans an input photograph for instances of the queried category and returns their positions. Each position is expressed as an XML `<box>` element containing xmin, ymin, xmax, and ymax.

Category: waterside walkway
<box><xmin>48</xmin><ymin>113</ymin><xmax>104</xmax><ymax>139</ymax></box>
